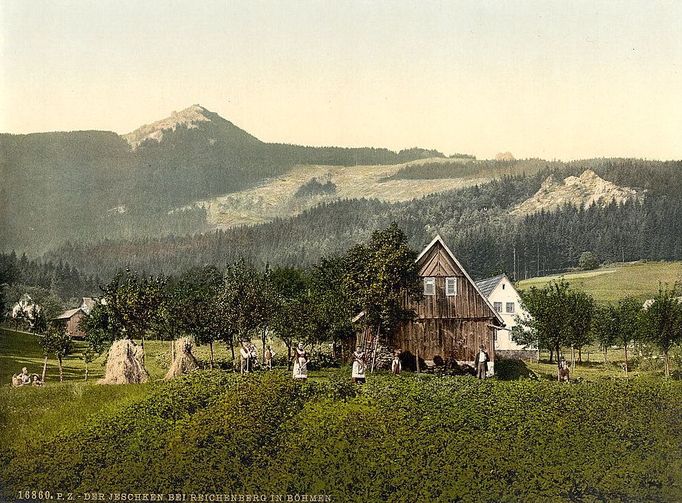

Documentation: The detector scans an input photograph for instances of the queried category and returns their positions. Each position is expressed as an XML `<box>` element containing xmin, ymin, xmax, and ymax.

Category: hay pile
<box><xmin>165</xmin><ymin>337</ymin><xmax>199</xmax><ymax>380</ymax></box>
<box><xmin>98</xmin><ymin>339</ymin><xmax>149</xmax><ymax>385</ymax></box>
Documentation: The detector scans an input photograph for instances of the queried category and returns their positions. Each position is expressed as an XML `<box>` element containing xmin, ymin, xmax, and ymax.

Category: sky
<box><xmin>1</xmin><ymin>0</ymin><xmax>681</xmax><ymax>160</ymax></box>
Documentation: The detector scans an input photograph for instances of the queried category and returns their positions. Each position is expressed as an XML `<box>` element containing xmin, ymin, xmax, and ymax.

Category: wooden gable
<box><xmin>410</xmin><ymin>236</ymin><xmax>504</xmax><ymax>325</ymax></box>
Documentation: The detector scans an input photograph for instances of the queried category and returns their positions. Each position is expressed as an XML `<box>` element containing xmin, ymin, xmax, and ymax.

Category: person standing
<box><xmin>474</xmin><ymin>345</ymin><xmax>489</xmax><ymax>379</ymax></box>
<box><xmin>264</xmin><ymin>345</ymin><xmax>275</xmax><ymax>370</ymax></box>
<box><xmin>352</xmin><ymin>346</ymin><xmax>367</xmax><ymax>384</ymax></box>
<box><xmin>240</xmin><ymin>341</ymin><xmax>253</xmax><ymax>374</ymax></box>
<box><xmin>391</xmin><ymin>350</ymin><xmax>402</xmax><ymax>375</ymax></box>
<box><xmin>292</xmin><ymin>343</ymin><xmax>308</xmax><ymax>380</ymax></box>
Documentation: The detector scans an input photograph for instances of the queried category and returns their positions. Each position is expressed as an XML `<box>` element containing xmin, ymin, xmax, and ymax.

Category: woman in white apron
<box><xmin>292</xmin><ymin>343</ymin><xmax>308</xmax><ymax>380</ymax></box>
<box><xmin>352</xmin><ymin>346</ymin><xmax>366</xmax><ymax>384</ymax></box>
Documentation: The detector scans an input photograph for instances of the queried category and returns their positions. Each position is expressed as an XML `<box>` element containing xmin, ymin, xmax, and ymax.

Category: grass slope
<box><xmin>1</xmin><ymin>371</ymin><xmax>681</xmax><ymax>502</ymax></box>
<box><xmin>517</xmin><ymin>261</ymin><xmax>682</xmax><ymax>303</ymax></box>
<box><xmin>193</xmin><ymin>158</ymin><xmax>547</xmax><ymax>229</ymax></box>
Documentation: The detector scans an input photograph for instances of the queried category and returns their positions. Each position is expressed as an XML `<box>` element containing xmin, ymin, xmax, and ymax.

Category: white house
<box><xmin>475</xmin><ymin>274</ymin><xmax>537</xmax><ymax>359</ymax></box>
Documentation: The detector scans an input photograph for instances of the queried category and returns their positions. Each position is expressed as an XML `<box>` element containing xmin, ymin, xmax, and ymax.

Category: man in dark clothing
<box><xmin>474</xmin><ymin>345</ymin><xmax>489</xmax><ymax>379</ymax></box>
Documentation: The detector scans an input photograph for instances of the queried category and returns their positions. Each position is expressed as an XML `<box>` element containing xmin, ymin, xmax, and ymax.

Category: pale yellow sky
<box><xmin>2</xmin><ymin>0</ymin><xmax>681</xmax><ymax>160</ymax></box>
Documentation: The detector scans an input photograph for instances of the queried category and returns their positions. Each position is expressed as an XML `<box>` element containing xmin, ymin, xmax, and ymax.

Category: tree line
<box><xmin>73</xmin><ymin>224</ymin><xmax>420</xmax><ymax>370</ymax></box>
<box><xmin>516</xmin><ymin>279</ymin><xmax>682</xmax><ymax>377</ymax></box>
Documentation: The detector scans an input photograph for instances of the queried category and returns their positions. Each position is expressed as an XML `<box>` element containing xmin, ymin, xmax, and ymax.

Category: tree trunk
<box><xmin>58</xmin><ymin>356</ymin><xmax>63</xmax><ymax>382</ymax></box>
<box><xmin>84</xmin><ymin>362</ymin><xmax>88</xmax><ymax>382</ymax></box>
<box><xmin>41</xmin><ymin>355</ymin><xmax>48</xmax><ymax>382</ymax></box>
<box><xmin>578</xmin><ymin>347</ymin><xmax>582</xmax><ymax>363</ymax></box>
<box><xmin>416</xmin><ymin>345</ymin><xmax>420</xmax><ymax>374</ymax></box>
<box><xmin>209</xmin><ymin>341</ymin><xmax>214</xmax><ymax>369</ymax></box>
<box><xmin>287</xmin><ymin>344</ymin><xmax>292</xmax><ymax>371</ymax></box>
<box><xmin>170</xmin><ymin>339</ymin><xmax>175</xmax><ymax>363</ymax></box>
<box><xmin>664</xmin><ymin>350</ymin><xmax>670</xmax><ymax>378</ymax></box>
<box><xmin>571</xmin><ymin>346</ymin><xmax>575</xmax><ymax>371</ymax></box>
<box><xmin>603</xmin><ymin>347</ymin><xmax>608</xmax><ymax>364</ymax></box>
<box><xmin>229</xmin><ymin>339</ymin><xmax>235</xmax><ymax>361</ymax></box>
<box><xmin>262</xmin><ymin>329</ymin><xmax>267</xmax><ymax>366</ymax></box>
<box><xmin>141</xmin><ymin>335</ymin><xmax>145</xmax><ymax>364</ymax></box>
<box><xmin>623</xmin><ymin>343</ymin><xmax>628</xmax><ymax>377</ymax></box>
<box><xmin>549</xmin><ymin>348</ymin><xmax>554</xmax><ymax>363</ymax></box>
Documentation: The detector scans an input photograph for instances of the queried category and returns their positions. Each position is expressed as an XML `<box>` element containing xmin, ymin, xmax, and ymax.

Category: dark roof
<box><xmin>53</xmin><ymin>308</ymin><xmax>85</xmax><ymax>320</ymax></box>
<box><xmin>475</xmin><ymin>274</ymin><xmax>507</xmax><ymax>298</ymax></box>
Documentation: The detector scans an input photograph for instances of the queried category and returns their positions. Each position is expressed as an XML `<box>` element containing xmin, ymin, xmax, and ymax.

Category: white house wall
<box><xmin>488</xmin><ymin>277</ymin><xmax>531</xmax><ymax>351</ymax></box>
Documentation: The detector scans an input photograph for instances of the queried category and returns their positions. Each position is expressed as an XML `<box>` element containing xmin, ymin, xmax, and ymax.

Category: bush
<box><xmin>578</xmin><ymin>251</ymin><xmax>599</xmax><ymax>270</ymax></box>
<box><xmin>495</xmin><ymin>357</ymin><xmax>538</xmax><ymax>380</ymax></box>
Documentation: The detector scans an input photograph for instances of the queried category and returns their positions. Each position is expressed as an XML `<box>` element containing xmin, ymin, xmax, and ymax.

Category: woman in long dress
<box><xmin>292</xmin><ymin>343</ymin><xmax>308</xmax><ymax>380</ymax></box>
<box><xmin>352</xmin><ymin>346</ymin><xmax>366</xmax><ymax>384</ymax></box>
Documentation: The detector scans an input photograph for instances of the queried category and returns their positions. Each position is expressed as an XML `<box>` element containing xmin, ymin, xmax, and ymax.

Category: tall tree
<box><xmin>342</xmin><ymin>223</ymin><xmax>422</xmax><ymax>345</ymax></box>
<box><xmin>640</xmin><ymin>284</ymin><xmax>682</xmax><ymax>378</ymax></box>
<box><xmin>593</xmin><ymin>304</ymin><xmax>619</xmax><ymax>364</ymax></box>
<box><xmin>617</xmin><ymin>297</ymin><xmax>642</xmax><ymax>375</ymax></box>
<box><xmin>39</xmin><ymin>323</ymin><xmax>74</xmax><ymax>382</ymax></box>
<box><xmin>517</xmin><ymin>279</ymin><xmax>573</xmax><ymax>363</ymax></box>
<box><xmin>566</xmin><ymin>290</ymin><xmax>595</xmax><ymax>364</ymax></box>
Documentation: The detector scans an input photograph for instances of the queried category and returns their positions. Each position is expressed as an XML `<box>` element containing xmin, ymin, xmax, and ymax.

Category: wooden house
<box><xmin>365</xmin><ymin>235</ymin><xmax>505</xmax><ymax>373</ymax></box>
<box><xmin>53</xmin><ymin>308</ymin><xmax>87</xmax><ymax>338</ymax></box>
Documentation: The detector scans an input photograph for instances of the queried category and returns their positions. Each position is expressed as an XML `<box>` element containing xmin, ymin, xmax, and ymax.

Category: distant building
<box><xmin>476</xmin><ymin>274</ymin><xmax>537</xmax><ymax>360</ymax></box>
<box><xmin>52</xmin><ymin>297</ymin><xmax>97</xmax><ymax>338</ymax></box>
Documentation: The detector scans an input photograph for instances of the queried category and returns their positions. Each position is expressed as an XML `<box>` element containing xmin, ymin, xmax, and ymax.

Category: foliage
<box><xmin>294</xmin><ymin>177</ymin><xmax>337</xmax><ymax>197</ymax></box>
<box><xmin>98</xmin><ymin>269</ymin><xmax>165</xmax><ymax>340</ymax></box>
<box><xmin>640</xmin><ymin>284</ymin><xmax>682</xmax><ymax>377</ymax></box>
<box><xmin>2</xmin><ymin>372</ymin><xmax>682</xmax><ymax>502</ymax></box>
<box><xmin>38</xmin><ymin>323</ymin><xmax>74</xmax><ymax>381</ymax></box>
<box><xmin>578</xmin><ymin>251</ymin><xmax>599</xmax><ymax>270</ymax></box>
<box><xmin>342</xmin><ymin>223</ymin><xmax>421</xmax><ymax>337</ymax></box>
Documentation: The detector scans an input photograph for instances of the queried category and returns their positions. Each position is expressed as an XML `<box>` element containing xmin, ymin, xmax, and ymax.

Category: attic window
<box><xmin>424</xmin><ymin>277</ymin><xmax>435</xmax><ymax>296</ymax></box>
<box><xmin>446</xmin><ymin>277</ymin><xmax>457</xmax><ymax>296</ymax></box>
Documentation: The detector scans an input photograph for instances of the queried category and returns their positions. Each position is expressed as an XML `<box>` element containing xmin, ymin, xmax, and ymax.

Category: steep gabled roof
<box><xmin>475</xmin><ymin>274</ymin><xmax>507</xmax><ymax>298</ymax></box>
<box><xmin>54</xmin><ymin>308</ymin><xmax>85</xmax><ymax>320</ymax></box>
<box><xmin>417</xmin><ymin>235</ymin><xmax>505</xmax><ymax>326</ymax></box>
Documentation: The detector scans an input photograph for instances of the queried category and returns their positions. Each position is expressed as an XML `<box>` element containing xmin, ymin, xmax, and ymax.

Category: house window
<box><xmin>506</xmin><ymin>302</ymin><xmax>515</xmax><ymax>313</ymax></box>
<box><xmin>493</xmin><ymin>302</ymin><xmax>503</xmax><ymax>313</ymax></box>
<box><xmin>424</xmin><ymin>277</ymin><xmax>435</xmax><ymax>295</ymax></box>
<box><xmin>445</xmin><ymin>277</ymin><xmax>457</xmax><ymax>296</ymax></box>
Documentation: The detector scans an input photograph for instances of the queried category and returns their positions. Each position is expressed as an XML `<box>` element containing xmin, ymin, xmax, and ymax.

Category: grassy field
<box><xmin>517</xmin><ymin>260</ymin><xmax>682</xmax><ymax>303</ymax></box>
<box><xmin>0</xmin><ymin>327</ymin><xmax>291</xmax><ymax>385</ymax></box>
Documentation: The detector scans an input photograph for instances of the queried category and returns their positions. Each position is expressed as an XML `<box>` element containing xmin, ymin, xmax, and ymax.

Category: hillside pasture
<box><xmin>193</xmin><ymin>158</ymin><xmax>547</xmax><ymax>229</ymax></box>
<box><xmin>517</xmin><ymin>261</ymin><xmax>682</xmax><ymax>303</ymax></box>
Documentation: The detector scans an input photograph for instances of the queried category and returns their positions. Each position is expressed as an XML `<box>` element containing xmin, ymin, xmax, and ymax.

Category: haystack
<box><xmin>98</xmin><ymin>339</ymin><xmax>149</xmax><ymax>384</ymax></box>
<box><xmin>165</xmin><ymin>337</ymin><xmax>199</xmax><ymax>380</ymax></box>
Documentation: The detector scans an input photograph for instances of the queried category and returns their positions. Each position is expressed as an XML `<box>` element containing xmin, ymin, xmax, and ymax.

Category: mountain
<box><xmin>0</xmin><ymin>105</ymin><xmax>446</xmax><ymax>254</ymax></box>
<box><xmin>512</xmin><ymin>170</ymin><xmax>642</xmax><ymax>216</ymax></box>
<box><xmin>44</xmin><ymin>158</ymin><xmax>682</xmax><ymax>283</ymax></box>
<box><xmin>123</xmin><ymin>104</ymin><xmax>262</xmax><ymax>150</ymax></box>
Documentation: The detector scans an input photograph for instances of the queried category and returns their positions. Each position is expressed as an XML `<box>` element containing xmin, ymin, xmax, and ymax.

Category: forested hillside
<box><xmin>0</xmin><ymin>105</ymin><xmax>443</xmax><ymax>253</ymax></box>
<box><xmin>45</xmin><ymin>159</ymin><xmax>682</xmax><ymax>282</ymax></box>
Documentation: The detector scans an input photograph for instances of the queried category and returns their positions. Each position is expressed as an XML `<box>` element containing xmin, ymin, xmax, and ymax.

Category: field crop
<box><xmin>1</xmin><ymin>371</ymin><xmax>681</xmax><ymax>502</ymax></box>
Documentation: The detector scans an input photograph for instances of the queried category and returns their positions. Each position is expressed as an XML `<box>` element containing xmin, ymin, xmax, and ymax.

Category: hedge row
<box><xmin>2</xmin><ymin>372</ymin><xmax>681</xmax><ymax>502</ymax></box>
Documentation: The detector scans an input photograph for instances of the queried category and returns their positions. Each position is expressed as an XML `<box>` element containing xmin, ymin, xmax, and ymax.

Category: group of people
<box><xmin>239</xmin><ymin>341</ymin><xmax>276</xmax><ymax>373</ymax></box>
<box><xmin>11</xmin><ymin>367</ymin><xmax>43</xmax><ymax>387</ymax></box>
<box><xmin>239</xmin><ymin>341</ymin><xmax>494</xmax><ymax>382</ymax></box>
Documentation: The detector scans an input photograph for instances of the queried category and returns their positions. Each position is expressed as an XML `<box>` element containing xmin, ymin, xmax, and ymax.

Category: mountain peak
<box><xmin>123</xmin><ymin>104</ymin><xmax>215</xmax><ymax>150</ymax></box>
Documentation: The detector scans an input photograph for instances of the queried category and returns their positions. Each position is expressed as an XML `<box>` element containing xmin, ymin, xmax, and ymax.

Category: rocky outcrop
<box><xmin>512</xmin><ymin>170</ymin><xmax>641</xmax><ymax>216</ymax></box>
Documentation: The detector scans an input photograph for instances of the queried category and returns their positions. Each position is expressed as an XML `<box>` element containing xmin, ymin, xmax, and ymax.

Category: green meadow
<box><xmin>517</xmin><ymin>261</ymin><xmax>682</xmax><ymax>304</ymax></box>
